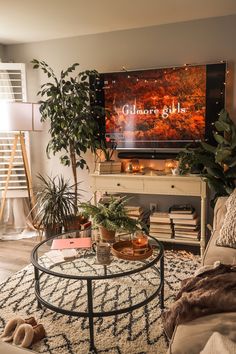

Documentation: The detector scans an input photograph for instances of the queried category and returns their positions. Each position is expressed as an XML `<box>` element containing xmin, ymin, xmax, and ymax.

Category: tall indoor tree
<box><xmin>32</xmin><ymin>59</ymin><xmax>103</xmax><ymax>212</ymax></box>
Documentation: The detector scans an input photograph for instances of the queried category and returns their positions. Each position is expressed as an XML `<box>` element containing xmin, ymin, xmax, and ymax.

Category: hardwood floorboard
<box><xmin>0</xmin><ymin>237</ymin><xmax>40</xmax><ymax>282</ymax></box>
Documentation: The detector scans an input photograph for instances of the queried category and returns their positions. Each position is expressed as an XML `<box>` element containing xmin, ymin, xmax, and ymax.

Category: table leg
<box><xmin>34</xmin><ymin>266</ymin><xmax>42</xmax><ymax>309</ymax></box>
<box><xmin>160</xmin><ymin>254</ymin><xmax>164</xmax><ymax>309</ymax></box>
<box><xmin>87</xmin><ymin>279</ymin><xmax>97</xmax><ymax>353</ymax></box>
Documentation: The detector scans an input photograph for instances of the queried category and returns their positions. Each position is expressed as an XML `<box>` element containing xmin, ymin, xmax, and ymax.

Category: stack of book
<box><xmin>149</xmin><ymin>212</ymin><xmax>173</xmax><ymax>240</ymax></box>
<box><xmin>169</xmin><ymin>204</ymin><xmax>200</xmax><ymax>241</ymax></box>
<box><xmin>125</xmin><ymin>205</ymin><xmax>143</xmax><ymax>221</ymax></box>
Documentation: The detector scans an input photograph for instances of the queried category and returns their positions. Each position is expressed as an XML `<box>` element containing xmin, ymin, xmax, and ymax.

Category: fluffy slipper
<box><xmin>13</xmin><ymin>324</ymin><xmax>34</xmax><ymax>348</ymax></box>
<box><xmin>0</xmin><ymin>317</ymin><xmax>25</xmax><ymax>342</ymax></box>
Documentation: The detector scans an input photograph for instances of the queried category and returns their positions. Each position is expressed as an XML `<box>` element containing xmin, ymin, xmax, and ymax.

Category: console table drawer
<box><xmin>93</xmin><ymin>177</ymin><xmax>143</xmax><ymax>193</ymax></box>
<box><xmin>143</xmin><ymin>179</ymin><xmax>201</xmax><ymax>196</ymax></box>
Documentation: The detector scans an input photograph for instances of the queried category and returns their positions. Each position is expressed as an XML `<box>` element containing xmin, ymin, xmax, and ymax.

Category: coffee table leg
<box><xmin>34</xmin><ymin>266</ymin><xmax>42</xmax><ymax>309</ymax></box>
<box><xmin>160</xmin><ymin>254</ymin><xmax>164</xmax><ymax>309</ymax></box>
<box><xmin>87</xmin><ymin>279</ymin><xmax>97</xmax><ymax>353</ymax></box>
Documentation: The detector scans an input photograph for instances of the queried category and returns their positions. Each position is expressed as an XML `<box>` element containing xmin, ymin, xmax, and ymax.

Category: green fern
<box><xmin>79</xmin><ymin>196</ymin><xmax>143</xmax><ymax>233</ymax></box>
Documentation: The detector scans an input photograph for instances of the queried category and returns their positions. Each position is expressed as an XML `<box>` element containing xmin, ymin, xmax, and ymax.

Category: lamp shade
<box><xmin>0</xmin><ymin>102</ymin><xmax>43</xmax><ymax>132</ymax></box>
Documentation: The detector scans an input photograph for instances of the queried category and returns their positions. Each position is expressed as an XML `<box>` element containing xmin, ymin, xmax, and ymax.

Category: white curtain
<box><xmin>0</xmin><ymin>69</ymin><xmax>36</xmax><ymax>240</ymax></box>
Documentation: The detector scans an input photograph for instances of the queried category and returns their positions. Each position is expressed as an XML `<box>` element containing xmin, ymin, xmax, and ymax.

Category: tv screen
<box><xmin>93</xmin><ymin>63</ymin><xmax>226</xmax><ymax>151</ymax></box>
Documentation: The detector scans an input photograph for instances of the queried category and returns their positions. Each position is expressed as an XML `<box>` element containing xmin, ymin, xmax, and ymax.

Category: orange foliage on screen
<box><xmin>104</xmin><ymin>66</ymin><xmax>206</xmax><ymax>142</ymax></box>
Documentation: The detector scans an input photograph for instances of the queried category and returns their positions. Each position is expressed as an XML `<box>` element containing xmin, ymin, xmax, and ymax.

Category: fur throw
<box><xmin>162</xmin><ymin>264</ymin><xmax>236</xmax><ymax>339</ymax></box>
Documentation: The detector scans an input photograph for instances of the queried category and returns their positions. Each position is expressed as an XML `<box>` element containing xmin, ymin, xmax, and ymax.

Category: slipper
<box><xmin>0</xmin><ymin>317</ymin><xmax>25</xmax><ymax>342</ymax></box>
<box><xmin>13</xmin><ymin>323</ymin><xmax>46</xmax><ymax>348</ymax></box>
<box><xmin>0</xmin><ymin>316</ymin><xmax>37</xmax><ymax>342</ymax></box>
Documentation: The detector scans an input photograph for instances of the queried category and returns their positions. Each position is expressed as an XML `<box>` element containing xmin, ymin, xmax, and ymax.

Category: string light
<box><xmin>100</xmin><ymin>62</ymin><xmax>227</xmax><ymax>87</ymax></box>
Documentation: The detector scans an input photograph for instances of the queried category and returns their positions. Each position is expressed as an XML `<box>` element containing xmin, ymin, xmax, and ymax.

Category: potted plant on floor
<box><xmin>178</xmin><ymin>109</ymin><xmax>236</xmax><ymax>205</ymax></box>
<box><xmin>32</xmin><ymin>59</ymin><xmax>104</xmax><ymax>219</ymax></box>
<box><xmin>79</xmin><ymin>196</ymin><xmax>141</xmax><ymax>242</ymax></box>
<box><xmin>33</xmin><ymin>174</ymin><xmax>79</xmax><ymax>238</ymax></box>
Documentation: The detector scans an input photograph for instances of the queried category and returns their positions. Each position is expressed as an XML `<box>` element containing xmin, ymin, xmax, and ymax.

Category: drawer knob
<box><xmin>117</xmin><ymin>183</ymin><xmax>121</xmax><ymax>186</ymax></box>
<box><xmin>171</xmin><ymin>185</ymin><xmax>175</xmax><ymax>188</ymax></box>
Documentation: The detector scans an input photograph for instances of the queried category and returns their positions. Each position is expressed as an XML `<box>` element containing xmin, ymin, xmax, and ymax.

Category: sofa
<box><xmin>168</xmin><ymin>196</ymin><xmax>236</xmax><ymax>354</ymax></box>
<box><xmin>0</xmin><ymin>342</ymin><xmax>36</xmax><ymax>354</ymax></box>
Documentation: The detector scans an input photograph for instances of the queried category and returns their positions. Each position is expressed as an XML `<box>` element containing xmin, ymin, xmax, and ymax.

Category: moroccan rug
<box><xmin>0</xmin><ymin>251</ymin><xmax>200</xmax><ymax>354</ymax></box>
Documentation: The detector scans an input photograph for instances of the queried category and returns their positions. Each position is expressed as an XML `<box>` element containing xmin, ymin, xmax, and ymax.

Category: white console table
<box><xmin>90</xmin><ymin>173</ymin><xmax>207</xmax><ymax>256</ymax></box>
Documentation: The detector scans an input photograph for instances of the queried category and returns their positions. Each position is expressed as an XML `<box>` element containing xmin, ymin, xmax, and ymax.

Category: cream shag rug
<box><xmin>0</xmin><ymin>251</ymin><xmax>200</xmax><ymax>354</ymax></box>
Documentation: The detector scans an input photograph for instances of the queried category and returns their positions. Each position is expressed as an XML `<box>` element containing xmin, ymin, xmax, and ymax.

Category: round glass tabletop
<box><xmin>31</xmin><ymin>229</ymin><xmax>163</xmax><ymax>280</ymax></box>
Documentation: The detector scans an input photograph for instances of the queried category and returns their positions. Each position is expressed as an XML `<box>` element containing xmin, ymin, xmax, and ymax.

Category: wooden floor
<box><xmin>0</xmin><ymin>237</ymin><xmax>40</xmax><ymax>282</ymax></box>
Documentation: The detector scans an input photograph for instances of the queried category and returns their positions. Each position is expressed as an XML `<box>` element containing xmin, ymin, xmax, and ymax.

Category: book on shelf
<box><xmin>125</xmin><ymin>205</ymin><xmax>142</xmax><ymax>213</ymax></box>
<box><xmin>174</xmin><ymin>231</ymin><xmax>200</xmax><ymax>237</ymax></box>
<box><xmin>174</xmin><ymin>225</ymin><xmax>199</xmax><ymax>231</ymax></box>
<box><xmin>169</xmin><ymin>211</ymin><xmax>197</xmax><ymax>220</ymax></box>
<box><xmin>150</xmin><ymin>232</ymin><xmax>172</xmax><ymax>239</ymax></box>
<box><xmin>150</xmin><ymin>228</ymin><xmax>172</xmax><ymax>234</ymax></box>
<box><xmin>150</xmin><ymin>212</ymin><xmax>170</xmax><ymax>223</ymax></box>
<box><xmin>173</xmin><ymin>217</ymin><xmax>199</xmax><ymax>226</ymax></box>
<box><xmin>150</xmin><ymin>224</ymin><xmax>172</xmax><ymax>231</ymax></box>
<box><xmin>169</xmin><ymin>204</ymin><xmax>195</xmax><ymax>214</ymax></box>
<box><xmin>127</xmin><ymin>210</ymin><xmax>142</xmax><ymax>217</ymax></box>
<box><xmin>174</xmin><ymin>237</ymin><xmax>199</xmax><ymax>242</ymax></box>
<box><xmin>175</xmin><ymin>235</ymin><xmax>199</xmax><ymax>241</ymax></box>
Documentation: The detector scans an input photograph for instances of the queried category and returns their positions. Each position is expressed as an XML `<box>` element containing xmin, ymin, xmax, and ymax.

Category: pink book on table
<box><xmin>51</xmin><ymin>238</ymin><xmax>92</xmax><ymax>250</ymax></box>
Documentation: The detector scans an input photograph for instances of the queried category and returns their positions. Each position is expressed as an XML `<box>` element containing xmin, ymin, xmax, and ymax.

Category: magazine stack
<box><xmin>149</xmin><ymin>212</ymin><xmax>173</xmax><ymax>240</ymax></box>
<box><xmin>169</xmin><ymin>204</ymin><xmax>200</xmax><ymax>241</ymax></box>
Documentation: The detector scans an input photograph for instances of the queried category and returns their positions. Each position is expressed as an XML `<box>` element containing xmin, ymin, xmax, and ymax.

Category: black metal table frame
<box><xmin>31</xmin><ymin>234</ymin><xmax>164</xmax><ymax>353</ymax></box>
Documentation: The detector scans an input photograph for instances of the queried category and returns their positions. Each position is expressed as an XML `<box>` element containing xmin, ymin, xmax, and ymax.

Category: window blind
<box><xmin>0</xmin><ymin>63</ymin><xmax>29</xmax><ymax>197</ymax></box>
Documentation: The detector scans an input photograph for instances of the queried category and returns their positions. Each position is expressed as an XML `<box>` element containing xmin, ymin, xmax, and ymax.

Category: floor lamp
<box><xmin>0</xmin><ymin>102</ymin><xmax>42</xmax><ymax>222</ymax></box>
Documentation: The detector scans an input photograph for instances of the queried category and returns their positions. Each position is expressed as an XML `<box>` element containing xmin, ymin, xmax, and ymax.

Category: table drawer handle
<box><xmin>117</xmin><ymin>183</ymin><xmax>121</xmax><ymax>186</ymax></box>
<box><xmin>171</xmin><ymin>185</ymin><xmax>175</xmax><ymax>188</ymax></box>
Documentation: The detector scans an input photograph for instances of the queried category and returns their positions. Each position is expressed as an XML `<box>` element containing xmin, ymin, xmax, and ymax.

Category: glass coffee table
<box><xmin>31</xmin><ymin>230</ymin><xmax>164</xmax><ymax>353</ymax></box>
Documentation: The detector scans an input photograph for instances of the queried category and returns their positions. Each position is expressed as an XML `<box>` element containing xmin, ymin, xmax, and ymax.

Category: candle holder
<box><xmin>132</xmin><ymin>231</ymin><xmax>149</xmax><ymax>255</ymax></box>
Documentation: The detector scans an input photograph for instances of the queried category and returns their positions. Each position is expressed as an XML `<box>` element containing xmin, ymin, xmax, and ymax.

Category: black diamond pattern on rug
<box><xmin>0</xmin><ymin>250</ymin><xmax>200</xmax><ymax>354</ymax></box>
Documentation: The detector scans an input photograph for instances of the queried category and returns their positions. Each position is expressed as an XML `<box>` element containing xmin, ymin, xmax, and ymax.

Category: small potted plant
<box><xmin>97</xmin><ymin>138</ymin><xmax>121</xmax><ymax>174</ymax></box>
<box><xmin>79</xmin><ymin>196</ymin><xmax>140</xmax><ymax>242</ymax></box>
<box><xmin>33</xmin><ymin>175</ymin><xmax>78</xmax><ymax>238</ymax></box>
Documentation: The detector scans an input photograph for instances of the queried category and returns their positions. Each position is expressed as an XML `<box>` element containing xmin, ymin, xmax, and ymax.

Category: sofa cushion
<box><xmin>169</xmin><ymin>312</ymin><xmax>236</xmax><ymax>354</ymax></box>
<box><xmin>203</xmin><ymin>229</ymin><xmax>236</xmax><ymax>265</ymax></box>
<box><xmin>0</xmin><ymin>341</ymin><xmax>36</xmax><ymax>354</ymax></box>
<box><xmin>202</xmin><ymin>196</ymin><xmax>236</xmax><ymax>266</ymax></box>
<box><xmin>216</xmin><ymin>189</ymin><xmax>236</xmax><ymax>249</ymax></box>
<box><xmin>200</xmin><ymin>332</ymin><xmax>236</xmax><ymax>354</ymax></box>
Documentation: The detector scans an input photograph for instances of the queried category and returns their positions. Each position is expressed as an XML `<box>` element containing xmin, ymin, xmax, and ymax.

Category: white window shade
<box><xmin>0</xmin><ymin>63</ymin><xmax>28</xmax><ymax>197</ymax></box>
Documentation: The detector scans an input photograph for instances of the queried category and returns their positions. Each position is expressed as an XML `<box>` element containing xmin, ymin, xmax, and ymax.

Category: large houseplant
<box><xmin>79</xmin><ymin>196</ymin><xmax>140</xmax><ymax>241</ymax></box>
<box><xmin>178</xmin><ymin>109</ymin><xmax>236</xmax><ymax>205</ymax></box>
<box><xmin>32</xmin><ymin>59</ymin><xmax>103</xmax><ymax>212</ymax></box>
<box><xmin>33</xmin><ymin>174</ymin><xmax>78</xmax><ymax>237</ymax></box>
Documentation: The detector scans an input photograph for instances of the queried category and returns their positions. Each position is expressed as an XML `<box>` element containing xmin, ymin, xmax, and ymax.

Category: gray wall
<box><xmin>0</xmin><ymin>44</ymin><xmax>6</xmax><ymax>61</ymax></box>
<box><xmin>3</xmin><ymin>15</ymin><xmax>236</xmax><ymax>214</ymax></box>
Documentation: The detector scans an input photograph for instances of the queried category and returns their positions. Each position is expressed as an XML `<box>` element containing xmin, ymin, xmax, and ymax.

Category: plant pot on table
<box><xmin>64</xmin><ymin>214</ymin><xmax>89</xmax><ymax>233</ymax></box>
<box><xmin>99</xmin><ymin>226</ymin><xmax>116</xmax><ymax>243</ymax></box>
<box><xmin>97</xmin><ymin>161</ymin><xmax>121</xmax><ymax>174</ymax></box>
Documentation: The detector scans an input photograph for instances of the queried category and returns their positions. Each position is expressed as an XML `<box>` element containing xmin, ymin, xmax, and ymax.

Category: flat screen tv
<box><xmin>92</xmin><ymin>63</ymin><xmax>226</xmax><ymax>152</ymax></box>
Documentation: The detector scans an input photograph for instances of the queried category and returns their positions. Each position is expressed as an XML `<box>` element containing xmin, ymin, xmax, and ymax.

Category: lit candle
<box><xmin>132</xmin><ymin>232</ymin><xmax>148</xmax><ymax>251</ymax></box>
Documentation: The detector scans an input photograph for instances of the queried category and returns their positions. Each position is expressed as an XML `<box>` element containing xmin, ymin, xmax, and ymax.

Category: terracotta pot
<box><xmin>45</xmin><ymin>223</ymin><xmax>62</xmax><ymax>237</ymax></box>
<box><xmin>99</xmin><ymin>226</ymin><xmax>116</xmax><ymax>242</ymax></box>
<box><xmin>64</xmin><ymin>215</ymin><xmax>88</xmax><ymax>232</ymax></box>
<box><xmin>45</xmin><ymin>224</ymin><xmax>62</xmax><ymax>245</ymax></box>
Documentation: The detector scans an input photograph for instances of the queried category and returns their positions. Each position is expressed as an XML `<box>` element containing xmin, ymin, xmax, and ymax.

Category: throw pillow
<box><xmin>216</xmin><ymin>189</ymin><xmax>236</xmax><ymax>249</ymax></box>
<box><xmin>200</xmin><ymin>332</ymin><xmax>236</xmax><ymax>354</ymax></box>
